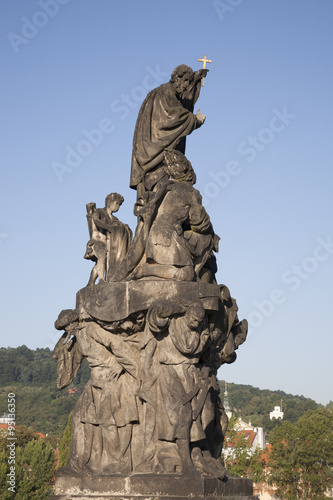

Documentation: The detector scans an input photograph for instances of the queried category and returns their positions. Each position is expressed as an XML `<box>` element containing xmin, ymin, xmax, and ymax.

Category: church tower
<box><xmin>223</xmin><ymin>381</ymin><xmax>232</xmax><ymax>419</ymax></box>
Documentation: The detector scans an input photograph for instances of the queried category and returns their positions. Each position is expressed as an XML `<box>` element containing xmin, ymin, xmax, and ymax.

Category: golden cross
<box><xmin>198</xmin><ymin>54</ymin><xmax>212</xmax><ymax>86</ymax></box>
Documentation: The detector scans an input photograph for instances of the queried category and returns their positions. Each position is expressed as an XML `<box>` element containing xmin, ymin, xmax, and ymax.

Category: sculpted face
<box><xmin>106</xmin><ymin>200</ymin><xmax>121</xmax><ymax>215</ymax></box>
<box><xmin>186</xmin><ymin>303</ymin><xmax>205</xmax><ymax>329</ymax></box>
<box><xmin>163</xmin><ymin>150</ymin><xmax>196</xmax><ymax>184</ymax></box>
<box><xmin>173</xmin><ymin>72</ymin><xmax>193</xmax><ymax>98</ymax></box>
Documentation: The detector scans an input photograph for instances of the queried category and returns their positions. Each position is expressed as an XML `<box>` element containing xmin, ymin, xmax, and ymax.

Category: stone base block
<box><xmin>76</xmin><ymin>280</ymin><xmax>221</xmax><ymax>323</ymax></box>
<box><xmin>50</xmin><ymin>472</ymin><xmax>257</xmax><ymax>499</ymax></box>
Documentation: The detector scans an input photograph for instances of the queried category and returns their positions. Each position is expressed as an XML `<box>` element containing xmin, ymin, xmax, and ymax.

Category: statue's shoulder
<box><xmin>138</xmin><ymin>82</ymin><xmax>177</xmax><ymax>118</ymax></box>
<box><xmin>150</xmin><ymin>82</ymin><xmax>172</xmax><ymax>98</ymax></box>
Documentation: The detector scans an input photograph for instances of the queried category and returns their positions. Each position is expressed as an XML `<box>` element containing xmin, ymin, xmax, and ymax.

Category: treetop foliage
<box><xmin>268</xmin><ymin>408</ymin><xmax>333</xmax><ymax>499</ymax></box>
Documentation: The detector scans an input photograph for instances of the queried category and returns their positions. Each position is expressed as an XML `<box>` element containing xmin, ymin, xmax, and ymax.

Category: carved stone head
<box><xmin>185</xmin><ymin>301</ymin><xmax>205</xmax><ymax>330</ymax></box>
<box><xmin>105</xmin><ymin>192</ymin><xmax>124</xmax><ymax>214</ymax></box>
<box><xmin>170</xmin><ymin>64</ymin><xmax>194</xmax><ymax>98</ymax></box>
<box><xmin>163</xmin><ymin>149</ymin><xmax>196</xmax><ymax>184</ymax></box>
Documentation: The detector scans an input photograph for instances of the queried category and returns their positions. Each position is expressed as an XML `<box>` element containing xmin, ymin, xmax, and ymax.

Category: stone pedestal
<box><xmin>76</xmin><ymin>280</ymin><xmax>222</xmax><ymax>322</ymax></box>
<box><xmin>51</xmin><ymin>472</ymin><xmax>257</xmax><ymax>500</ymax></box>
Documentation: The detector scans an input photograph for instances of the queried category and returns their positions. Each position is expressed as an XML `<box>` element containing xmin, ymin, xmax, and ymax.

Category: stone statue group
<box><xmin>53</xmin><ymin>64</ymin><xmax>248</xmax><ymax>480</ymax></box>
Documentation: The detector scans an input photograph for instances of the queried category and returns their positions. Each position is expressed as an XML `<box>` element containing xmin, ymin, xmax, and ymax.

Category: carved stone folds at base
<box><xmin>51</xmin><ymin>473</ymin><xmax>257</xmax><ymax>499</ymax></box>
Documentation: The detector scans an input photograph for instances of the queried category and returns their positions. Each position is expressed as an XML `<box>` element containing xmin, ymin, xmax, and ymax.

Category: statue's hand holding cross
<box><xmin>198</xmin><ymin>55</ymin><xmax>212</xmax><ymax>86</ymax></box>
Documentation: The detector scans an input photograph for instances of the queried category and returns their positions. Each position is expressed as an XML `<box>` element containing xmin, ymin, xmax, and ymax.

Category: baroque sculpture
<box><xmin>52</xmin><ymin>61</ymin><xmax>256</xmax><ymax>500</ymax></box>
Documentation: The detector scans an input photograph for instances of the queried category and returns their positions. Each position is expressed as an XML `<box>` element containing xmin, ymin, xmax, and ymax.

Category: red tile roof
<box><xmin>226</xmin><ymin>429</ymin><xmax>257</xmax><ymax>447</ymax></box>
<box><xmin>35</xmin><ymin>432</ymin><xmax>47</xmax><ymax>439</ymax></box>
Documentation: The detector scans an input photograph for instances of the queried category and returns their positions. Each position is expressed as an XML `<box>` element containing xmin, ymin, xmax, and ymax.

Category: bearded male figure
<box><xmin>130</xmin><ymin>64</ymin><xmax>208</xmax><ymax>196</ymax></box>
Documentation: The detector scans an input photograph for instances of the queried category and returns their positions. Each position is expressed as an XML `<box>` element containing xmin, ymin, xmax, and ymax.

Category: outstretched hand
<box><xmin>197</xmin><ymin>68</ymin><xmax>209</xmax><ymax>79</ymax></box>
<box><xmin>196</xmin><ymin>110</ymin><xmax>206</xmax><ymax>126</ymax></box>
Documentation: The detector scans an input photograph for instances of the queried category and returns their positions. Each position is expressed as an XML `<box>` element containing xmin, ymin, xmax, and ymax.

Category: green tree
<box><xmin>269</xmin><ymin>409</ymin><xmax>333</xmax><ymax>499</ymax></box>
<box><xmin>15</xmin><ymin>439</ymin><xmax>56</xmax><ymax>499</ymax></box>
<box><xmin>0</xmin><ymin>436</ymin><xmax>56</xmax><ymax>499</ymax></box>
<box><xmin>57</xmin><ymin>411</ymin><xmax>72</xmax><ymax>469</ymax></box>
<box><xmin>0</xmin><ymin>450</ymin><xmax>14</xmax><ymax>499</ymax></box>
<box><xmin>0</xmin><ymin>425</ymin><xmax>36</xmax><ymax>452</ymax></box>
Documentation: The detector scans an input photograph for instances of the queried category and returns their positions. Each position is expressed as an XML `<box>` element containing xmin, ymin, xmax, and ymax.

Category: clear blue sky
<box><xmin>1</xmin><ymin>0</ymin><xmax>332</xmax><ymax>405</ymax></box>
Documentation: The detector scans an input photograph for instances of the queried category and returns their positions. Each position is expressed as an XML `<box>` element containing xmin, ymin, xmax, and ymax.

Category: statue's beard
<box><xmin>174</xmin><ymin>83</ymin><xmax>187</xmax><ymax>100</ymax></box>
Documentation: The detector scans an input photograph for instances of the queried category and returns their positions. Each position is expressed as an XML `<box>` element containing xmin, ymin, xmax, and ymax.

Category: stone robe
<box><xmin>145</xmin><ymin>182</ymin><xmax>216</xmax><ymax>277</ymax></box>
<box><xmin>130</xmin><ymin>82</ymin><xmax>200</xmax><ymax>191</ymax></box>
<box><xmin>59</xmin><ymin>322</ymin><xmax>140</xmax><ymax>475</ymax></box>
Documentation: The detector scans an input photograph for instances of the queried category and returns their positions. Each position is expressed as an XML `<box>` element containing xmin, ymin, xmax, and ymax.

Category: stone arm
<box><xmin>171</xmin><ymin>318</ymin><xmax>210</xmax><ymax>356</ymax></box>
<box><xmin>189</xmin><ymin>189</ymin><xmax>215</xmax><ymax>237</ymax></box>
<box><xmin>222</xmin><ymin>292</ymin><xmax>247</xmax><ymax>348</ymax></box>
<box><xmin>161</xmin><ymin>87</ymin><xmax>203</xmax><ymax>133</ymax></box>
<box><xmin>83</xmin><ymin>322</ymin><xmax>139</xmax><ymax>381</ymax></box>
<box><xmin>181</xmin><ymin>69</ymin><xmax>209</xmax><ymax>112</ymax></box>
<box><xmin>147</xmin><ymin>300</ymin><xmax>186</xmax><ymax>335</ymax></box>
<box><xmin>214</xmin><ymin>319</ymin><xmax>248</xmax><ymax>368</ymax></box>
<box><xmin>194</xmin><ymin>68</ymin><xmax>209</xmax><ymax>82</ymax></box>
<box><xmin>86</xmin><ymin>202</ymin><xmax>97</xmax><ymax>239</ymax></box>
<box><xmin>52</xmin><ymin>331</ymin><xmax>83</xmax><ymax>390</ymax></box>
<box><xmin>220</xmin><ymin>332</ymin><xmax>237</xmax><ymax>365</ymax></box>
<box><xmin>185</xmin><ymin>189</ymin><xmax>220</xmax><ymax>274</ymax></box>
<box><xmin>233</xmin><ymin>319</ymin><xmax>248</xmax><ymax>349</ymax></box>
<box><xmin>93</xmin><ymin>213</ymin><xmax>113</xmax><ymax>233</ymax></box>
<box><xmin>108</xmin><ymin>334</ymin><xmax>139</xmax><ymax>381</ymax></box>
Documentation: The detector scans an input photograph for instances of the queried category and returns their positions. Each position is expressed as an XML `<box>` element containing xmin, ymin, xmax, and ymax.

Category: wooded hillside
<box><xmin>0</xmin><ymin>346</ymin><xmax>327</xmax><ymax>436</ymax></box>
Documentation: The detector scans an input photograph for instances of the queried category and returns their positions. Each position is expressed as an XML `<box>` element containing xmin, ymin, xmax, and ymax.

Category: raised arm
<box><xmin>93</xmin><ymin>212</ymin><xmax>113</xmax><ymax>233</ymax></box>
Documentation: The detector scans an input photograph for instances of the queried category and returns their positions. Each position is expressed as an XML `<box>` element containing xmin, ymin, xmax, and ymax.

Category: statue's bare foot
<box><xmin>192</xmin><ymin>447</ymin><xmax>226</xmax><ymax>480</ymax></box>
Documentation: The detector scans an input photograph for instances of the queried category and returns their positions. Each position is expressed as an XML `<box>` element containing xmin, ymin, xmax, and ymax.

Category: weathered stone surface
<box><xmin>76</xmin><ymin>280</ymin><xmax>222</xmax><ymax>322</ymax></box>
<box><xmin>53</xmin><ymin>286</ymin><xmax>247</xmax><ymax>485</ymax></box>
<box><xmin>83</xmin><ymin>193</ymin><xmax>132</xmax><ymax>286</ymax></box>
<box><xmin>51</xmin><ymin>473</ymin><xmax>256</xmax><ymax>499</ymax></box>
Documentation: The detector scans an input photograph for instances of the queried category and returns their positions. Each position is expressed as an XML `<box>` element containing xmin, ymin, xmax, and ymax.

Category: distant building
<box><xmin>235</xmin><ymin>417</ymin><xmax>266</xmax><ymax>452</ymax></box>
<box><xmin>269</xmin><ymin>405</ymin><xmax>284</xmax><ymax>421</ymax></box>
<box><xmin>234</xmin><ymin>417</ymin><xmax>254</xmax><ymax>431</ymax></box>
<box><xmin>223</xmin><ymin>381</ymin><xmax>232</xmax><ymax>419</ymax></box>
<box><xmin>253</xmin><ymin>480</ymin><xmax>280</xmax><ymax>500</ymax></box>
<box><xmin>224</xmin><ymin>417</ymin><xmax>266</xmax><ymax>461</ymax></box>
<box><xmin>0</xmin><ymin>414</ymin><xmax>14</xmax><ymax>424</ymax></box>
<box><xmin>66</xmin><ymin>387</ymin><xmax>79</xmax><ymax>395</ymax></box>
